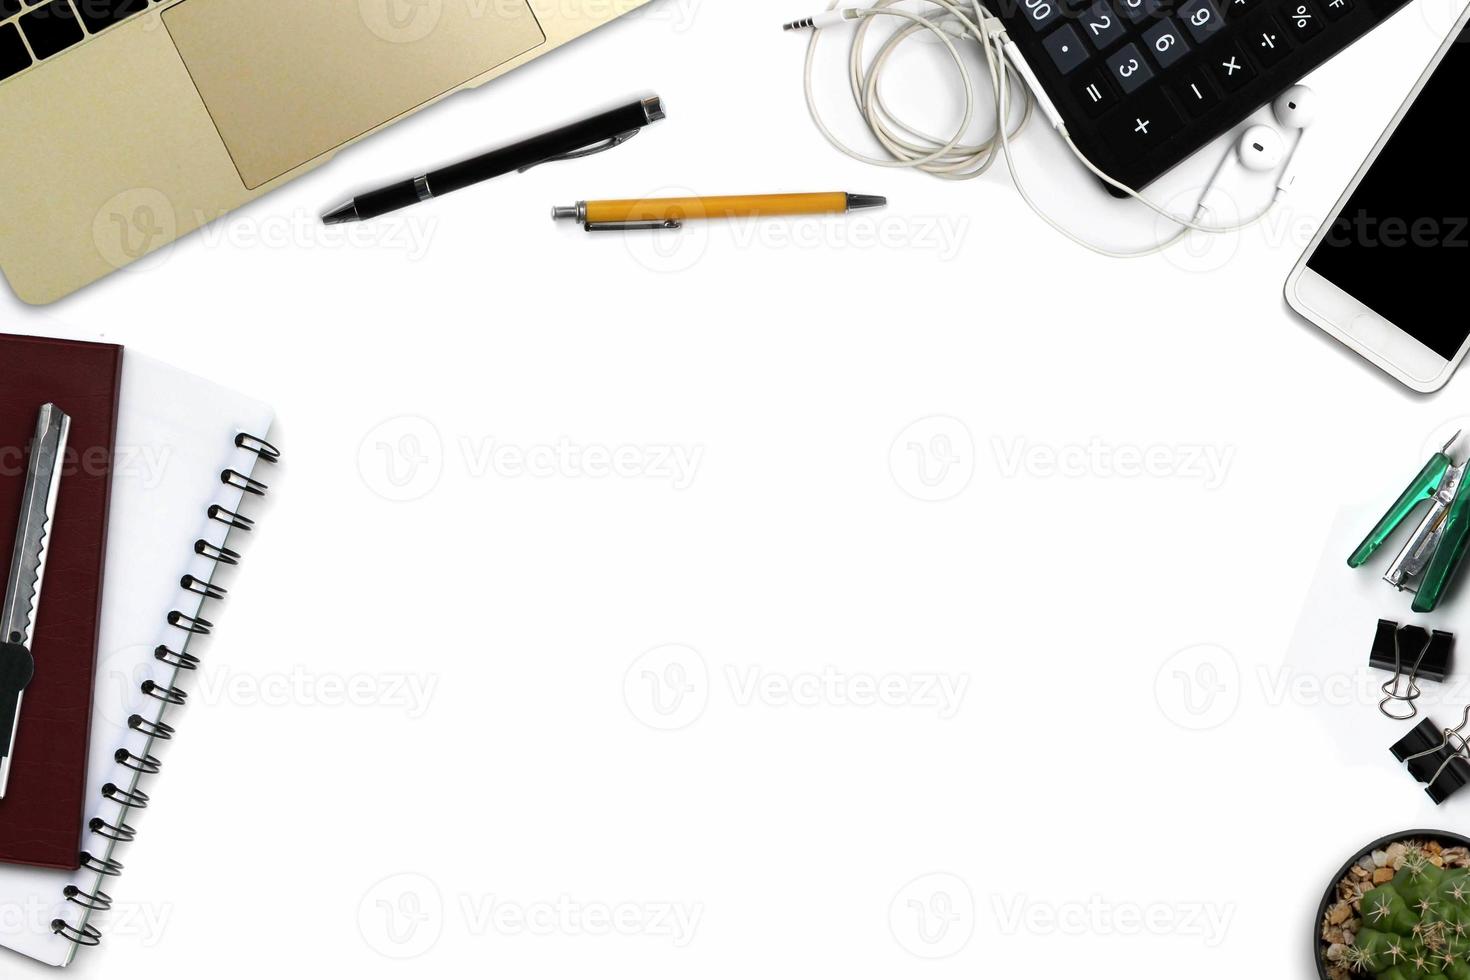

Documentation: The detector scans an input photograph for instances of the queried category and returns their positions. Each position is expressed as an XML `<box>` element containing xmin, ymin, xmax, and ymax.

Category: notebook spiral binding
<box><xmin>51</xmin><ymin>432</ymin><xmax>279</xmax><ymax>956</ymax></box>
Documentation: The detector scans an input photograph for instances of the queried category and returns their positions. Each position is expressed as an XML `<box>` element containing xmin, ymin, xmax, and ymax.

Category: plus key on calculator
<box><xmin>995</xmin><ymin>0</ymin><xmax>1410</xmax><ymax>192</ymax></box>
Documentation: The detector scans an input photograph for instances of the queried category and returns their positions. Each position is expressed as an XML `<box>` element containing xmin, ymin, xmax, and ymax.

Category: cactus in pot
<box><xmin>1349</xmin><ymin>850</ymin><xmax>1470</xmax><ymax>980</ymax></box>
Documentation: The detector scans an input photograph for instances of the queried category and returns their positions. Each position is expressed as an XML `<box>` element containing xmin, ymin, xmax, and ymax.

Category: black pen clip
<box><xmin>518</xmin><ymin>129</ymin><xmax>642</xmax><ymax>173</ymax></box>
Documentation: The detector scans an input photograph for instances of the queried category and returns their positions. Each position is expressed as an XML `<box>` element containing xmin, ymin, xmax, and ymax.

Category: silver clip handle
<box><xmin>518</xmin><ymin>129</ymin><xmax>642</xmax><ymax>173</ymax></box>
<box><xmin>584</xmin><ymin>219</ymin><xmax>683</xmax><ymax>232</ymax></box>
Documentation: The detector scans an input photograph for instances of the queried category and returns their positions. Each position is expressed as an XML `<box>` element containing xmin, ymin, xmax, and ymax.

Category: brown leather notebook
<box><xmin>0</xmin><ymin>334</ymin><xmax>122</xmax><ymax>870</ymax></box>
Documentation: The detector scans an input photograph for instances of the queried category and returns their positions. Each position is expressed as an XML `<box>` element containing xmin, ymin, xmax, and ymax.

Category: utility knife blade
<box><xmin>0</xmin><ymin>404</ymin><xmax>71</xmax><ymax>799</ymax></box>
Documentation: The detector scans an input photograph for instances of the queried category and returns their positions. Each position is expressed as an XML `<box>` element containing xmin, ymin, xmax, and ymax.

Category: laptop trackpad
<box><xmin>164</xmin><ymin>0</ymin><xmax>546</xmax><ymax>189</ymax></box>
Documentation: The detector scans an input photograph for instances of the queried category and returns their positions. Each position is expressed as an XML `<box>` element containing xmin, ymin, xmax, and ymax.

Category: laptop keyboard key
<box><xmin>0</xmin><ymin>22</ymin><xmax>29</xmax><ymax>80</ymax></box>
<box><xmin>19</xmin><ymin>0</ymin><xmax>82</xmax><ymax>60</ymax></box>
<box><xmin>74</xmin><ymin>0</ymin><xmax>148</xmax><ymax>32</ymax></box>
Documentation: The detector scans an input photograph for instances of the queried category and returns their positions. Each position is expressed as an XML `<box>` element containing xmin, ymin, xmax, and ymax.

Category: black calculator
<box><xmin>994</xmin><ymin>0</ymin><xmax>1411</xmax><ymax>191</ymax></box>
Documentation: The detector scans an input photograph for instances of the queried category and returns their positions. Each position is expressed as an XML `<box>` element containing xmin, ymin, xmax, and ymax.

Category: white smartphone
<box><xmin>1286</xmin><ymin>8</ymin><xmax>1470</xmax><ymax>393</ymax></box>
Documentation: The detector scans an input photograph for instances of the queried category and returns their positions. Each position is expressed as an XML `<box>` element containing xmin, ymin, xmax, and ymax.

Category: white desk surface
<box><xmin>11</xmin><ymin>0</ymin><xmax>1470</xmax><ymax>974</ymax></box>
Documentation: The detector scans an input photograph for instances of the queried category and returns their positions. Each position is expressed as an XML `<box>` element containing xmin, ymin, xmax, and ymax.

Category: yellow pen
<box><xmin>552</xmin><ymin>192</ymin><xmax>887</xmax><ymax>231</ymax></box>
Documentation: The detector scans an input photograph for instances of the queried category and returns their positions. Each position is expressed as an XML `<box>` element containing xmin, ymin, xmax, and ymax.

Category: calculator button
<box><xmin>1224</xmin><ymin>0</ymin><xmax>1258</xmax><ymax>18</ymax></box>
<box><xmin>1281</xmin><ymin>0</ymin><xmax>1324</xmax><ymax>39</ymax></box>
<box><xmin>1247</xmin><ymin>15</ymin><xmax>1292</xmax><ymax>64</ymax></box>
<box><xmin>1079</xmin><ymin>0</ymin><xmax>1127</xmax><ymax>50</ymax></box>
<box><xmin>1073</xmin><ymin>68</ymin><xmax>1118</xmax><ymax>116</ymax></box>
<box><xmin>1323</xmin><ymin>0</ymin><xmax>1353</xmax><ymax>19</ymax></box>
<box><xmin>1105</xmin><ymin>42</ymin><xmax>1155</xmax><ymax>93</ymax></box>
<box><xmin>1019</xmin><ymin>0</ymin><xmax>1065</xmax><ymax>33</ymax></box>
<box><xmin>1172</xmin><ymin>67</ymin><xmax>1222</xmax><ymax>116</ymax></box>
<box><xmin>1117</xmin><ymin>0</ymin><xmax>1162</xmax><ymax>22</ymax></box>
<box><xmin>1102</xmin><ymin>88</ymin><xmax>1184</xmax><ymax>157</ymax></box>
<box><xmin>1042</xmin><ymin>23</ymin><xmax>1091</xmax><ymax>73</ymax></box>
<box><xmin>1178</xmin><ymin>0</ymin><xmax>1226</xmax><ymax>40</ymax></box>
<box><xmin>1142</xmin><ymin>18</ymin><xmax>1191</xmax><ymax>67</ymax></box>
<box><xmin>1208</xmin><ymin>41</ymin><xmax>1256</xmax><ymax>89</ymax></box>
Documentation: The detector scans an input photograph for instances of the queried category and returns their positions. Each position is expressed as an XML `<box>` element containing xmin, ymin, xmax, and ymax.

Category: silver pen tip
<box><xmin>846</xmin><ymin>194</ymin><xmax>887</xmax><ymax>212</ymax></box>
<box><xmin>321</xmin><ymin>201</ymin><xmax>360</xmax><ymax>225</ymax></box>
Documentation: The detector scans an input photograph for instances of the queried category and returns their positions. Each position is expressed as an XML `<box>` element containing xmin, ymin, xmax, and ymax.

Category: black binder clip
<box><xmin>1370</xmin><ymin>619</ymin><xmax>1454</xmax><ymax>720</ymax></box>
<box><xmin>1391</xmin><ymin>710</ymin><xmax>1470</xmax><ymax>804</ymax></box>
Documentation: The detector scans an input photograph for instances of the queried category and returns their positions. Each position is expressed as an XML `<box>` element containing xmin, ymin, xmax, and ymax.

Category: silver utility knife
<box><xmin>0</xmin><ymin>404</ymin><xmax>71</xmax><ymax>799</ymax></box>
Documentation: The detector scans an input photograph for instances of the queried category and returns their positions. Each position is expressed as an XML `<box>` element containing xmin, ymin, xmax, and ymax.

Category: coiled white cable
<box><xmin>794</xmin><ymin>0</ymin><xmax>1283</xmax><ymax>257</ymax></box>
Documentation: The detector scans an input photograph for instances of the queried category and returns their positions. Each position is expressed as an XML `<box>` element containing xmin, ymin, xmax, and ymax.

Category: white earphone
<box><xmin>788</xmin><ymin>1</ymin><xmax>1321</xmax><ymax>258</ymax></box>
<box><xmin>1198</xmin><ymin>85</ymin><xmax>1315</xmax><ymax>218</ymax></box>
<box><xmin>1272</xmin><ymin>83</ymin><xmax>1318</xmax><ymax>194</ymax></box>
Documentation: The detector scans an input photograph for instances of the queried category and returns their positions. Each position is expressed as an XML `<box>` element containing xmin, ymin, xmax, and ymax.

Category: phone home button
<box><xmin>1349</xmin><ymin>312</ymin><xmax>1389</xmax><ymax>348</ymax></box>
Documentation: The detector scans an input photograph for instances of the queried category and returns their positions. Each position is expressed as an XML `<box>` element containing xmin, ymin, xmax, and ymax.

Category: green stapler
<box><xmin>1349</xmin><ymin>432</ymin><xmax>1470</xmax><ymax>613</ymax></box>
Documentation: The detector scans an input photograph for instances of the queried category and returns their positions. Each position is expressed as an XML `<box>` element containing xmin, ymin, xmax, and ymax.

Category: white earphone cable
<box><xmin>796</xmin><ymin>0</ymin><xmax>1291</xmax><ymax>256</ymax></box>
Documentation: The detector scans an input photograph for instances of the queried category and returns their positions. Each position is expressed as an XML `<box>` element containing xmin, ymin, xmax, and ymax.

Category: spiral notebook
<box><xmin>0</xmin><ymin>349</ymin><xmax>275</xmax><ymax>967</ymax></box>
<box><xmin>0</xmin><ymin>334</ymin><xmax>123</xmax><ymax>871</ymax></box>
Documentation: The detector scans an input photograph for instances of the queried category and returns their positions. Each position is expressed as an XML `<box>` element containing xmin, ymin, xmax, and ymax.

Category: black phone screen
<box><xmin>1306</xmin><ymin>25</ymin><xmax>1470</xmax><ymax>360</ymax></box>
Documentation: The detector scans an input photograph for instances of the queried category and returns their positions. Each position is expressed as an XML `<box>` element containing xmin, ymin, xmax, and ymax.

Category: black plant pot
<box><xmin>1315</xmin><ymin>829</ymin><xmax>1470</xmax><ymax>980</ymax></box>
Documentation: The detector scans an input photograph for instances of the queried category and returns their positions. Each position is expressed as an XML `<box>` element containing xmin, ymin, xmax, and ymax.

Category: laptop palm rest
<box><xmin>163</xmin><ymin>0</ymin><xmax>547</xmax><ymax>190</ymax></box>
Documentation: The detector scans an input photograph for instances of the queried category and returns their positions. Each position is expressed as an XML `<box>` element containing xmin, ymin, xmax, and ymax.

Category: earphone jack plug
<box><xmin>784</xmin><ymin>9</ymin><xmax>861</xmax><ymax>30</ymax></box>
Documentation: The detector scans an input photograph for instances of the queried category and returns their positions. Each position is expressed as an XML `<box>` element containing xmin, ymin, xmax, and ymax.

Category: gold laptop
<box><xmin>0</xmin><ymin>0</ymin><xmax>648</xmax><ymax>304</ymax></box>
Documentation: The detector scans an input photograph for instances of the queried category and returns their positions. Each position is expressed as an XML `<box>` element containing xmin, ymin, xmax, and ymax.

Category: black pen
<box><xmin>322</xmin><ymin>96</ymin><xmax>666</xmax><ymax>225</ymax></box>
